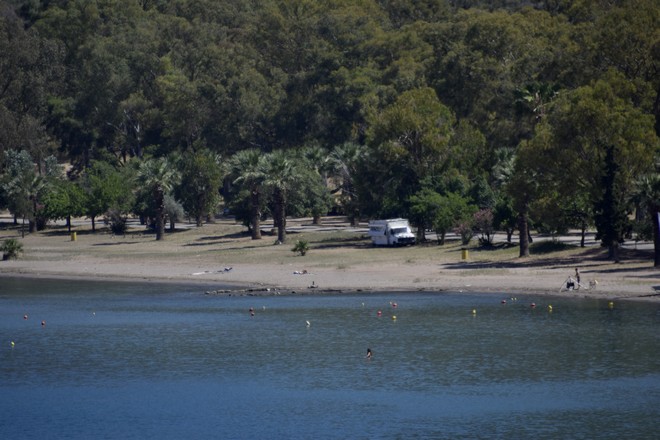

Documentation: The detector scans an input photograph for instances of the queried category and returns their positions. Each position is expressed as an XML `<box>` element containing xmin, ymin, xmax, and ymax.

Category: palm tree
<box><xmin>263</xmin><ymin>151</ymin><xmax>297</xmax><ymax>244</ymax></box>
<box><xmin>138</xmin><ymin>158</ymin><xmax>180</xmax><ymax>241</ymax></box>
<box><xmin>300</xmin><ymin>145</ymin><xmax>332</xmax><ymax>224</ymax></box>
<box><xmin>327</xmin><ymin>142</ymin><xmax>365</xmax><ymax>226</ymax></box>
<box><xmin>231</xmin><ymin>149</ymin><xmax>267</xmax><ymax>240</ymax></box>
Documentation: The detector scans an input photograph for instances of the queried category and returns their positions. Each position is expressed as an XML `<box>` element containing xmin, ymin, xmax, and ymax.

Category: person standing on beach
<box><xmin>575</xmin><ymin>268</ymin><xmax>581</xmax><ymax>287</ymax></box>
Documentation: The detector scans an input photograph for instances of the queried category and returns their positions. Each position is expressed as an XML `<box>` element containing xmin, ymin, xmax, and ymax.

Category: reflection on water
<box><xmin>1</xmin><ymin>277</ymin><xmax>659</xmax><ymax>439</ymax></box>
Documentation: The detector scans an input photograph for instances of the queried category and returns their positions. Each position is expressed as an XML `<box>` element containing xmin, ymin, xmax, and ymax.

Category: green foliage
<box><xmin>455</xmin><ymin>221</ymin><xmax>474</xmax><ymax>246</ymax></box>
<box><xmin>163</xmin><ymin>194</ymin><xmax>185</xmax><ymax>231</ymax></box>
<box><xmin>535</xmin><ymin>72</ymin><xmax>659</xmax><ymax>259</ymax></box>
<box><xmin>175</xmin><ymin>150</ymin><xmax>221</xmax><ymax>227</ymax></box>
<box><xmin>81</xmin><ymin>161</ymin><xmax>135</xmax><ymax>232</ymax></box>
<box><xmin>433</xmin><ymin>193</ymin><xmax>478</xmax><ymax>244</ymax></box>
<box><xmin>286</xmin><ymin>159</ymin><xmax>333</xmax><ymax>221</ymax></box>
<box><xmin>229</xmin><ymin>149</ymin><xmax>268</xmax><ymax>239</ymax></box>
<box><xmin>105</xmin><ymin>209</ymin><xmax>128</xmax><ymax>235</ymax></box>
<box><xmin>409</xmin><ymin>188</ymin><xmax>443</xmax><ymax>241</ymax></box>
<box><xmin>1</xmin><ymin>149</ymin><xmax>51</xmax><ymax>232</ymax></box>
<box><xmin>493</xmin><ymin>195</ymin><xmax>517</xmax><ymax>243</ymax></box>
<box><xmin>363</xmin><ymin>87</ymin><xmax>456</xmax><ymax>217</ymax></box>
<box><xmin>1</xmin><ymin>238</ymin><xmax>23</xmax><ymax>260</ymax></box>
<box><xmin>2</xmin><ymin>0</ymin><xmax>659</xmax><ymax>266</ymax></box>
<box><xmin>41</xmin><ymin>179</ymin><xmax>85</xmax><ymax>225</ymax></box>
<box><xmin>473</xmin><ymin>209</ymin><xmax>494</xmax><ymax>246</ymax></box>
<box><xmin>291</xmin><ymin>239</ymin><xmax>310</xmax><ymax>256</ymax></box>
<box><xmin>138</xmin><ymin>156</ymin><xmax>181</xmax><ymax>240</ymax></box>
<box><xmin>263</xmin><ymin>150</ymin><xmax>298</xmax><ymax>243</ymax></box>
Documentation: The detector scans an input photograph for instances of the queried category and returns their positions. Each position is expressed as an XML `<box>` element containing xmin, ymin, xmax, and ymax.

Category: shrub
<box><xmin>473</xmin><ymin>209</ymin><xmax>494</xmax><ymax>246</ymax></box>
<box><xmin>291</xmin><ymin>239</ymin><xmax>310</xmax><ymax>256</ymax></box>
<box><xmin>1</xmin><ymin>238</ymin><xmax>23</xmax><ymax>260</ymax></box>
<box><xmin>455</xmin><ymin>222</ymin><xmax>474</xmax><ymax>245</ymax></box>
<box><xmin>105</xmin><ymin>209</ymin><xmax>128</xmax><ymax>235</ymax></box>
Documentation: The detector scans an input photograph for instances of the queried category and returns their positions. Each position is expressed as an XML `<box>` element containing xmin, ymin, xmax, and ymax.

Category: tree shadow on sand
<box><xmin>443</xmin><ymin>246</ymin><xmax>654</xmax><ymax>275</ymax></box>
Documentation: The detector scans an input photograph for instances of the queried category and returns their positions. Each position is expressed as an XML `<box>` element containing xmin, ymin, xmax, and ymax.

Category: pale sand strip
<box><xmin>1</xmin><ymin>216</ymin><xmax>658</xmax><ymax>302</ymax></box>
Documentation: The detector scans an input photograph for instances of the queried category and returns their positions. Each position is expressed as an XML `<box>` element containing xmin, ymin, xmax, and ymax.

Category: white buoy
<box><xmin>306</xmin><ymin>320</ymin><xmax>311</xmax><ymax>327</ymax></box>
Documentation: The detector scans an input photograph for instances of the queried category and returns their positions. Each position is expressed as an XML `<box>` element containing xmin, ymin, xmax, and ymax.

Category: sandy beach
<box><xmin>1</xmin><ymin>215</ymin><xmax>658</xmax><ymax>302</ymax></box>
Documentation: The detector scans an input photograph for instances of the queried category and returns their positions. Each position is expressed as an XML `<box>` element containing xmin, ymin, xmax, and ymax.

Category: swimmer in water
<box><xmin>366</xmin><ymin>348</ymin><xmax>372</xmax><ymax>359</ymax></box>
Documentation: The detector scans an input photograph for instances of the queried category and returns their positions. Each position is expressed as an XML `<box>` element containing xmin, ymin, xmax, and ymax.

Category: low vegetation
<box><xmin>1</xmin><ymin>238</ymin><xmax>23</xmax><ymax>260</ymax></box>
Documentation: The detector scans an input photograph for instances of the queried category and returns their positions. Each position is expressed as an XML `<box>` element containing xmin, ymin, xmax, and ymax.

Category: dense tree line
<box><xmin>0</xmin><ymin>0</ymin><xmax>658</xmax><ymax>265</ymax></box>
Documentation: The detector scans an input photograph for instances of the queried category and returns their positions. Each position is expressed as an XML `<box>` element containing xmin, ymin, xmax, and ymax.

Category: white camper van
<box><xmin>368</xmin><ymin>218</ymin><xmax>416</xmax><ymax>246</ymax></box>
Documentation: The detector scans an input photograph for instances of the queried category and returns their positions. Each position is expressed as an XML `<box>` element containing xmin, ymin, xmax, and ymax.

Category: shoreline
<box><xmin>2</xmin><ymin>269</ymin><xmax>658</xmax><ymax>304</ymax></box>
<box><xmin>2</xmin><ymin>215</ymin><xmax>658</xmax><ymax>303</ymax></box>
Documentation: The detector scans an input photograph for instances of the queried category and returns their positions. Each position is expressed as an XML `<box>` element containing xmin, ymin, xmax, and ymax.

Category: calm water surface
<box><xmin>1</xmin><ymin>277</ymin><xmax>659</xmax><ymax>439</ymax></box>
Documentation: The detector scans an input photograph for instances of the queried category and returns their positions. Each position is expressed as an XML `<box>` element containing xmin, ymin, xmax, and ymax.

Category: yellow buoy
<box><xmin>472</xmin><ymin>309</ymin><xmax>477</xmax><ymax>315</ymax></box>
<box><xmin>10</xmin><ymin>341</ymin><xmax>15</xmax><ymax>348</ymax></box>
<box><xmin>608</xmin><ymin>301</ymin><xmax>614</xmax><ymax>309</ymax></box>
<box><xmin>548</xmin><ymin>305</ymin><xmax>553</xmax><ymax>312</ymax></box>
<box><xmin>392</xmin><ymin>315</ymin><xmax>397</xmax><ymax>320</ymax></box>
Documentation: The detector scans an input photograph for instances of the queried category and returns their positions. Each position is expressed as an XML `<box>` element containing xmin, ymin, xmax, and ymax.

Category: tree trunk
<box><xmin>275</xmin><ymin>189</ymin><xmax>286</xmax><ymax>244</ymax></box>
<box><xmin>29</xmin><ymin>198</ymin><xmax>37</xmax><ymax>233</ymax></box>
<box><xmin>608</xmin><ymin>240</ymin><xmax>620</xmax><ymax>263</ymax></box>
<box><xmin>506</xmin><ymin>228</ymin><xmax>513</xmax><ymax>244</ymax></box>
<box><xmin>652</xmin><ymin>209</ymin><xmax>660</xmax><ymax>267</ymax></box>
<box><xmin>67</xmin><ymin>216</ymin><xmax>72</xmax><ymax>233</ymax></box>
<box><xmin>580</xmin><ymin>226</ymin><xmax>586</xmax><ymax>248</ymax></box>
<box><xmin>250</xmin><ymin>189</ymin><xmax>261</xmax><ymax>240</ymax></box>
<box><xmin>350</xmin><ymin>209</ymin><xmax>359</xmax><ymax>227</ymax></box>
<box><xmin>155</xmin><ymin>189</ymin><xmax>165</xmax><ymax>241</ymax></box>
<box><xmin>313</xmin><ymin>215</ymin><xmax>321</xmax><ymax>225</ymax></box>
<box><xmin>417</xmin><ymin>225</ymin><xmax>425</xmax><ymax>243</ymax></box>
<box><xmin>518</xmin><ymin>211</ymin><xmax>530</xmax><ymax>257</ymax></box>
<box><xmin>91</xmin><ymin>216</ymin><xmax>96</xmax><ymax>232</ymax></box>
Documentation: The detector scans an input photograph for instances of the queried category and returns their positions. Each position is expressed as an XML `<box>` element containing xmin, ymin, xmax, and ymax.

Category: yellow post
<box><xmin>71</xmin><ymin>232</ymin><xmax>77</xmax><ymax>241</ymax></box>
<box><xmin>461</xmin><ymin>248</ymin><xmax>468</xmax><ymax>260</ymax></box>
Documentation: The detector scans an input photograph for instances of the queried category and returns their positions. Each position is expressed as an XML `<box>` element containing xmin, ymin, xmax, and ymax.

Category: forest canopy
<box><xmin>1</xmin><ymin>0</ymin><xmax>659</xmax><ymax>264</ymax></box>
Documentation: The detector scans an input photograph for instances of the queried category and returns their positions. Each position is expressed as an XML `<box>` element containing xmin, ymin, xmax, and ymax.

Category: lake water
<box><xmin>1</xmin><ymin>277</ymin><xmax>659</xmax><ymax>439</ymax></box>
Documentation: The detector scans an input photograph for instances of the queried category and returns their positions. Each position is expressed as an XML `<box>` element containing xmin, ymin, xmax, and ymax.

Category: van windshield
<box><xmin>391</xmin><ymin>227</ymin><xmax>408</xmax><ymax>234</ymax></box>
